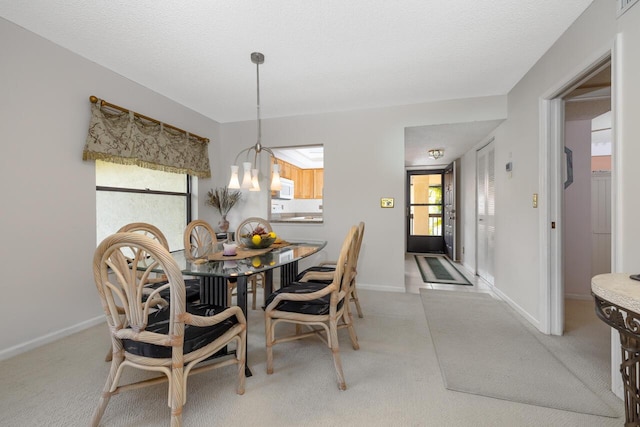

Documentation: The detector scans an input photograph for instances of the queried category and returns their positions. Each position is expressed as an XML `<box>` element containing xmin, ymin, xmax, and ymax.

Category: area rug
<box><xmin>414</xmin><ymin>255</ymin><xmax>472</xmax><ymax>285</ymax></box>
<box><xmin>420</xmin><ymin>289</ymin><xmax>617</xmax><ymax>417</ymax></box>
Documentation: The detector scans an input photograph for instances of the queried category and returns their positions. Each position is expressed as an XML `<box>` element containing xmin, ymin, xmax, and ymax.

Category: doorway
<box><xmin>546</xmin><ymin>57</ymin><xmax>612</xmax><ymax>336</ymax></box>
<box><xmin>406</xmin><ymin>170</ymin><xmax>445</xmax><ymax>253</ymax></box>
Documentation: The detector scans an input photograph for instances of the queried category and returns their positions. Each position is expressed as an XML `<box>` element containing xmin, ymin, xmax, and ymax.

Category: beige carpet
<box><xmin>420</xmin><ymin>289</ymin><xmax>617</xmax><ymax>417</ymax></box>
<box><xmin>0</xmin><ymin>289</ymin><xmax>624</xmax><ymax>426</ymax></box>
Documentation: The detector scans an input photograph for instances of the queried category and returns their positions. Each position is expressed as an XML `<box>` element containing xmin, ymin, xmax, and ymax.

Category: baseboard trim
<box><xmin>565</xmin><ymin>293</ymin><xmax>593</xmax><ymax>301</ymax></box>
<box><xmin>491</xmin><ymin>286</ymin><xmax>542</xmax><ymax>331</ymax></box>
<box><xmin>358</xmin><ymin>283</ymin><xmax>405</xmax><ymax>293</ymax></box>
<box><xmin>0</xmin><ymin>316</ymin><xmax>105</xmax><ymax>362</ymax></box>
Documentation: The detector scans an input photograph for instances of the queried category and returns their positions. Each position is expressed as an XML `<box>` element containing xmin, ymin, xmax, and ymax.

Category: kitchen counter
<box><xmin>271</xmin><ymin>213</ymin><xmax>323</xmax><ymax>223</ymax></box>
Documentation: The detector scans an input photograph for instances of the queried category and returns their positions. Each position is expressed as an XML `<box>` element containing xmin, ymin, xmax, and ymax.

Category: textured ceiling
<box><xmin>0</xmin><ymin>1</ymin><xmax>594</xmax><ymax>123</ymax></box>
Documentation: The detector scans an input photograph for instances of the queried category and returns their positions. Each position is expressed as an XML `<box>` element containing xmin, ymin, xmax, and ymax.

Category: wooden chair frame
<box><xmin>299</xmin><ymin>221</ymin><xmax>365</xmax><ymax>319</ymax></box>
<box><xmin>91</xmin><ymin>232</ymin><xmax>246</xmax><ymax>427</ymax></box>
<box><xmin>264</xmin><ymin>225</ymin><xmax>360</xmax><ymax>390</ymax></box>
<box><xmin>184</xmin><ymin>219</ymin><xmax>218</xmax><ymax>261</ymax></box>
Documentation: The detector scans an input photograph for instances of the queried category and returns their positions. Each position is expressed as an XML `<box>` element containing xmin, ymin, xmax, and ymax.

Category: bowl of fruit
<box><xmin>240</xmin><ymin>227</ymin><xmax>277</xmax><ymax>249</ymax></box>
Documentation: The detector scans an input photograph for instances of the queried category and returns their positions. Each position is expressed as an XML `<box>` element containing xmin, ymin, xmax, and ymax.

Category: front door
<box><xmin>406</xmin><ymin>170</ymin><xmax>444</xmax><ymax>253</ymax></box>
<box><xmin>443</xmin><ymin>162</ymin><xmax>456</xmax><ymax>259</ymax></box>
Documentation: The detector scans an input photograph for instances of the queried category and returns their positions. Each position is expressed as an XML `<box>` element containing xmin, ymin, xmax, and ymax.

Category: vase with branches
<box><xmin>206</xmin><ymin>186</ymin><xmax>242</xmax><ymax>233</ymax></box>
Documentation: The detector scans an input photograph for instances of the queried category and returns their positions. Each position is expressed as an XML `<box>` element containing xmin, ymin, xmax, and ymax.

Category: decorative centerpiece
<box><xmin>240</xmin><ymin>226</ymin><xmax>277</xmax><ymax>249</ymax></box>
<box><xmin>206</xmin><ymin>186</ymin><xmax>242</xmax><ymax>233</ymax></box>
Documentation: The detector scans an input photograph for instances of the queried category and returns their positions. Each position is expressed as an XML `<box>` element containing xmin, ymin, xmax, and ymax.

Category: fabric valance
<box><xmin>82</xmin><ymin>101</ymin><xmax>211</xmax><ymax>178</ymax></box>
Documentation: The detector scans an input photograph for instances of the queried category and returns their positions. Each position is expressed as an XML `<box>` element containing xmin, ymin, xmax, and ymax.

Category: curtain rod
<box><xmin>89</xmin><ymin>95</ymin><xmax>209</xmax><ymax>143</ymax></box>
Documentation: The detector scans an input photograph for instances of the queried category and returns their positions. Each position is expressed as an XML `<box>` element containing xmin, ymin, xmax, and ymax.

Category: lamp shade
<box><xmin>228</xmin><ymin>165</ymin><xmax>240</xmax><ymax>189</ymax></box>
<box><xmin>270</xmin><ymin>163</ymin><xmax>282</xmax><ymax>191</ymax></box>
<box><xmin>250</xmin><ymin>168</ymin><xmax>261</xmax><ymax>191</ymax></box>
<box><xmin>241</xmin><ymin>162</ymin><xmax>253</xmax><ymax>189</ymax></box>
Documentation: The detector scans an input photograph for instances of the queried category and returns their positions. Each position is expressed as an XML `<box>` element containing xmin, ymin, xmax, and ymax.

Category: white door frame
<box><xmin>540</xmin><ymin>47</ymin><xmax>615</xmax><ymax>337</ymax></box>
<box><xmin>541</xmin><ymin>40</ymin><xmax>624</xmax><ymax>402</ymax></box>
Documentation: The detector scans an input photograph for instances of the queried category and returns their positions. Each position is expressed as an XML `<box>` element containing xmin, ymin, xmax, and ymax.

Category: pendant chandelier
<box><xmin>228</xmin><ymin>52</ymin><xmax>282</xmax><ymax>192</ymax></box>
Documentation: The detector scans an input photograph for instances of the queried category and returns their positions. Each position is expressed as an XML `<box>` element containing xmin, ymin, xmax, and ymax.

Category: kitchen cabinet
<box><xmin>314</xmin><ymin>169</ymin><xmax>324</xmax><ymax>199</ymax></box>
<box><xmin>281</xmin><ymin>160</ymin><xmax>292</xmax><ymax>180</ymax></box>
<box><xmin>274</xmin><ymin>157</ymin><xmax>323</xmax><ymax>199</ymax></box>
<box><xmin>300</xmin><ymin>169</ymin><xmax>314</xmax><ymax>199</ymax></box>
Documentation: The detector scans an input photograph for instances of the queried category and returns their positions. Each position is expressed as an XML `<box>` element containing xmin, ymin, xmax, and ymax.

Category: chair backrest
<box><xmin>332</xmin><ymin>225</ymin><xmax>360</xmax><ymax>300</ymax></box>
<box><xmin>117</xmin><ymin>222</ymin><xmax>170</xmax><ymax>250</ymax></box>
<box><xmin>93</xmin><ymin>232</ymin><xmax>187</xmax><ymax>345</ymax></box>
<box><xmin>354</xmin><ymin>221</ymin><xmax>365</xmax><ymax>261</ymax></box>
<box><xmin>235</xmin><ymin>217</ymin><xmax>272</xmax><ymax>243</ymax></box>
<box><xmin>184</xmin><ymin>219</ymin><xmax>217</xmax><ymax>260</ymax></box>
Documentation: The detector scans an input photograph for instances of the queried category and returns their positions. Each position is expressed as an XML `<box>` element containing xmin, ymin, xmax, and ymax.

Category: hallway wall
<box><xmin>563</xmin><ymin>119</ymin><xmax>593</xmax><ymax>298</ymax></box>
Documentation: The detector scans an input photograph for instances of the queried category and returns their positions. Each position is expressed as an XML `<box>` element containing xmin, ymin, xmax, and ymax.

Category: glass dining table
<box><xmin>166</xmin><ymin>240</ymin><xmax>327</xmax><ymax>375</ymax></box>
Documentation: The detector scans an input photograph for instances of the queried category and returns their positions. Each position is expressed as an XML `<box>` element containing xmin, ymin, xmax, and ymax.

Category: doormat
<box><xmin>414</xmin><ymin>255</ymin><xmax>472</xmax><ymax>285</ymax></box>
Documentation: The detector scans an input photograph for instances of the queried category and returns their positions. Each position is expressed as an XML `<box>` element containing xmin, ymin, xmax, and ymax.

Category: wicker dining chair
<box><xmin>296</xmin><ymin>221</ymin><xmax>365</xmax><ymax>318</ymax></box>
<box><xmin>118</xmin><ymin>222</ymin><xmax>200</xmax><ymax>304</ymax></box>
<box><xmin>264</xmin><ymin>225</ymin><xmax>360</xmax><ymax>390</ymax></box>
<box><xmin>91</xmin><ymin>232</ymin><xmax>246</xmax><ymax>427</ymax></box>
<box><xmin>103</xmin><ymin>223</ymin><xmax>201</xmax><ymax>363</ymax></box>
<box><xmin>235</xmin><ymin>217</ymin><xmax>273</xmax><ymax>310</ymax></box>
<box><xmin>184</xmin><ymin>219</ymin><xmax>218</xmax><ymax>261</ymax></box>
<box><xmin>184</xmin><ymin>219</ymin><xmax>237</xmax><ymax>306</ymax></box>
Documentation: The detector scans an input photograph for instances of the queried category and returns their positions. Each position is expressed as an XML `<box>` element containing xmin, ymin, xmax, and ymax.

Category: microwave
<box><xmin>273</xmin><ymin>178</ymin><xmax>294</xmax><ymax>199</ymax></box>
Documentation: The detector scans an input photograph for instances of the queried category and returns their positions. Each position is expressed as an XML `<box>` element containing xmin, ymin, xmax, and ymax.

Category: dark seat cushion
<box><xmin>295</xmin><ymin>265</ymin><xmax>335</xmax><ymax>284</ymax></box>
<box><xmin>122</xmin><ymin>303</ymin><xmax>238</xmax><ymax>358</ymax></box>
<box><xmin>146</xmin><ymin>278</ymin><xmax>201</xmax><ymax>303</ymax></box>
<box><xmin>263</xmin><ymin>281</ymin><xmax>342</xmax><ymax>315</ymax></box>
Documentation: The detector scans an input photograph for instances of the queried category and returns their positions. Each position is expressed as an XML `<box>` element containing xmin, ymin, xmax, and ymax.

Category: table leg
<box><xmin>280</xmin><ymin>261</ymin><xmax>299</xmax><ymax>288</ymax></box>
<box><xmin>235</xmin><ymin>276</ymin><xmax>252</xmax><ymax>377</ymax></box>
<box><xmin>200</xmin><ymin>276</ymin><xmax>252</xmax><ymax>377</ymax></box>
<box><xmin>619</xmin><ymin>333</ymin><xmax>640</xmax><ymax>425</ymax></box>
<box><xmin>594</xmin><ymin>295</ymin><xmax>640</xmax><ymax>425</ymax></box>
<box><xmin>264</xmin><ymin>269</ymin><xmax>274</xmax><ymax>298</ymax></box>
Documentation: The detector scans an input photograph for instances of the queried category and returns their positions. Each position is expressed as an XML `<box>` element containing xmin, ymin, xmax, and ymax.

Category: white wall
<box><xmin>0</xmin><ymin>18</ymin><xmax>221</xmax><ymax>358</ymax></box>
<box><xmin>488</xmin><ymin>0</ymin><xmax>619</xmax><ymax>327</ymax></box>
<box><xmin>563</xmin><ymin>120</ymin><xmax>593</xmax><ymax>298</ymax></box>
<box><xmin>220</xmin><ymin>98</ymin><xmax>507</xmax><ymax>292</ymax></box>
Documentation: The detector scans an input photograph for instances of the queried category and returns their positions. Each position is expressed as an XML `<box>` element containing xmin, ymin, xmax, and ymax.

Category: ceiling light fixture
<box><xmin>428</xmin><ymin>148</ymin><xmax>444</xmax><ymax>160</ymax></box>
<box><xmin>228</xmin><ymin>52</ymin><xmax>281</xmax><ymax>192</ymax></box>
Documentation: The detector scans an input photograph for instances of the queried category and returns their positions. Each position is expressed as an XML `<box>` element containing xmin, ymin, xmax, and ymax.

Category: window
<box><xmin>95</xmin><ymin>160</ymin><xmax>191</xmax><ymax>250</ymax></box>
<box><xmin>269</xmin><ymin>145</ymin><xmax>324</xmax><ymax>222</ymax></box>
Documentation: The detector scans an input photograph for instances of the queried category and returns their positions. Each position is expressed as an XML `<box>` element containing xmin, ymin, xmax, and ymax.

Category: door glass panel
<box><xmin>428</xmin><ymin>206</ymin><xmax>443</xmax><ymax>236</ymax></box>
<box><xmin>409</xmin><ymin>174</ymin><xmax>443</xmax><ymax>237</ymax></box>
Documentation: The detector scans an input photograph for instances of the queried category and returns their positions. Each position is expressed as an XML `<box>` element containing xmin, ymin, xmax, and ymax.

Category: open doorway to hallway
<box><xmin>560</xmin><ymin>63</ymin><xmax>612</xmax><ymax>334</ymax></box>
